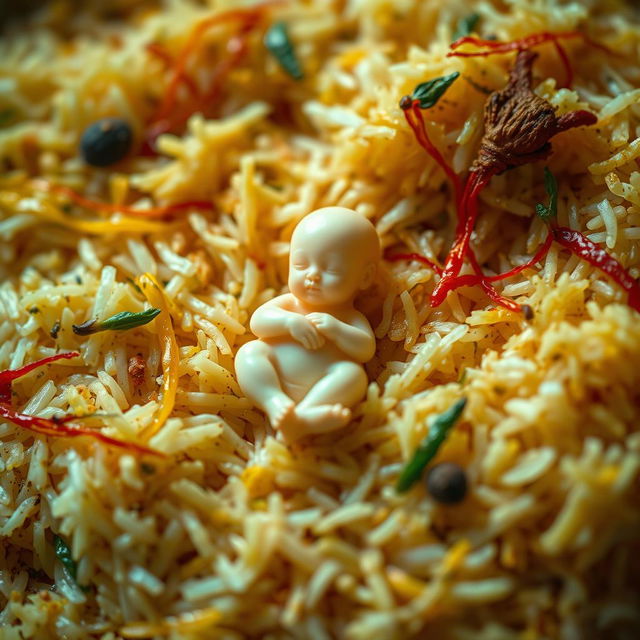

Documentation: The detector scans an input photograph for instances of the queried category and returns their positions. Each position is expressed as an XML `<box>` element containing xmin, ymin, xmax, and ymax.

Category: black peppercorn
<box><xmin>426</xmin><ymin>462</ymin><xmax>468</xmax><ymax>504</ymax></box>
<box><xmin>80</xmin><ymin>118</ymin><xmax>133</xmax><ymax>167</ymax></box>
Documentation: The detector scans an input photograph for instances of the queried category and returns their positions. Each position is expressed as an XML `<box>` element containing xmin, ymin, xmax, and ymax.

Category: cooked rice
<box><xmin>1</xmin><ymin>1</ymin><xmax>640</xmax><ymax>639</ymax></box>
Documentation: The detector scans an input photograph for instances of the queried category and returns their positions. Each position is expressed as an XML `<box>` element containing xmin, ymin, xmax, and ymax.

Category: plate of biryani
<box><xmin>1</xmin><ymin>0</ymin><xmax>640</xmax><ymax>638</ymax></box>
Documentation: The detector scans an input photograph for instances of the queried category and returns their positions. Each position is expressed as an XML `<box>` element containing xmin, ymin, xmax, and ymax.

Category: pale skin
<box><xmin>235</xmin><ymin>207</ymin><xmax>380</xmax><ymax>442</ymax></box>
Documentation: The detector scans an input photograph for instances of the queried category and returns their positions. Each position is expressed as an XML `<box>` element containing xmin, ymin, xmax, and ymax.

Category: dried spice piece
<box><xmin>264</xmin><ymin>21</ymin><xmax>304</xmax><ymax>80</ymax></box>
<box><xmin>426</xmin><ymin>462</ymin><xmax>468</xmax><ymax>504</ymax></box>
<box><xmin>80</xmin><ymin>118</ymin><xmax>133</xmax><ymax>167</ymax></box>
<box><xmin>50</xmin><ymin>321</ymin><xmax>61</xmax><ymax>339</ymax></box>
<box><xmin>470</xmin><ymin>51</ymin><xmax>597</xmax><ymax>175</ymax></box>
<box><xmin>431</xmin><ymin>51</ymin><xmax>596</xmax><ymax>308</ymax></box>
<box><xmin>128</xmin><ymin>353</ymin><xmax>146</xmax><ymax>387</ymax></box>
<box><xmin>73</xmin><ymin>308</ymin><xmax>161</xmax><ymax>336</ymax></box>
<box><xmin>396</xmin><ymin>398</ymin><xmax>467</xmax><ymax>493</ymax></box>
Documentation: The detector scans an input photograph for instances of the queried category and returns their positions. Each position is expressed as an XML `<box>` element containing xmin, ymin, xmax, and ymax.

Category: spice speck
<box><xmin>426</xmin><ymin>462</ymin><xmax>468</xmax><ymax>504</ymax></box>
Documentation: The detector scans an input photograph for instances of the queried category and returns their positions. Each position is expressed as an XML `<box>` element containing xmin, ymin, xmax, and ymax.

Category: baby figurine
<box><xmin>235</xmin><ymin>207</ymin><xmax>380</xmax><ymax>442</ymax></box>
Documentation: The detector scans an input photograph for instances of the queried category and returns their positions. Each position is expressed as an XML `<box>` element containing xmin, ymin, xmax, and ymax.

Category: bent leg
<box><xmin>235</xmin><ymin>340</ymin><xmax>294</xmax><ymax>429</ymax></box>
<box><xmin>294</xmin><ymin>361</ymin><xmax>368</xmax><ymax>435</ymax></box>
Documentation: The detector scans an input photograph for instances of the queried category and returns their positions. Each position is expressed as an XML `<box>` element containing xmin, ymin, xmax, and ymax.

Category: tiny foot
<box><xmin>266</xmin><ymin>396</ymin><xmax>295</xmax><ymax>431</ymax></box>
<box><xmin>295</xmin><ymin>404</ymin><xmax>352</xmax><ymax>434</ymax></box>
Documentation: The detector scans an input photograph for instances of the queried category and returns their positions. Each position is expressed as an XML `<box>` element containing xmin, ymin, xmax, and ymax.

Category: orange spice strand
<box><xmin>0</xmin><ymin>352</ymin><xmax>78</xmax><ymax>402</ymax></box>
<box><xmin>146</xmin><ymin>43</ymin><xmax>199</xmax><ymax>97</ymax></box>
<box><xmin>448</xmin><ymin>31</ymin><xmax>615</xmax><ymax>90</ymax></box>
<box><xmin>42</xmin><ymin>182</ymin><xmax>214</xmax><ymax>219</ymax></box>
<box><xmin>449</xmin><ymin>32</ymin><xmax>584</xmax><ymax>55</ymax></box>
<box><xmin>385</xmin><ymin>251</ymin><xmax>443</xmax><ymax>275</ymax></box>
<box><xmin>145</xmin><ymin>2</ymin><xmax>275</xmax><ymax>150</ymax></box>
<box><xmin>448</xmin><ymin>32</ymin><xmax>583</xmax><ymax>89</ymax></box>
<box><xmin>0</xmin><ymin>353</ymin><xmax>163</xmax><ymax>456</ymax></box>
<box><xmin>0</xmin><ymin>405</ymin><xmax>164</xmax><ymax>456</ymax></box>
<box><xmin>403</xmin><ymin>101</ymin><xmax>462</xmax><ymax>205</ymax></box>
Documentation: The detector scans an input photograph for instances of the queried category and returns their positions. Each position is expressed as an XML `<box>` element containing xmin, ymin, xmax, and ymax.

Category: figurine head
<box><xmin>288</xmin><ymin>207</ymin><xmax>380</xmax><ymax>308</ymax></box>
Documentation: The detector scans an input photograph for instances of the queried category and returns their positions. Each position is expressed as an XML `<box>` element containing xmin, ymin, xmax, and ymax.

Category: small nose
<box><xmin>306</xmin><ymin>269</ymin><xmax>320</xmax><ymax>283</ymax></box>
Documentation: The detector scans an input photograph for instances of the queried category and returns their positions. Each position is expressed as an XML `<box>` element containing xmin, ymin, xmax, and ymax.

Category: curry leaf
<box><xmin>411</xmin><ymin>72</ymin><xmax>460</xmax><ymax>110</ymax></box>
<box><xmin>73</xmin><ymin>308</ymin><xmax>161</xmax><ymax>336</ymax></box>
<box><xmin>264</xmin><ymin>22</ymin><xmax>304</xmax><ymax>81</ymax></box>
<box><xmin>0</xmin><ymin>108</ymin><xmax>15</xmax><ymax>128</ymax></box>
<box><xmin>453</xmin><ymin>13</ymin><xmax>480</xmax><ymax>41</ymax></box>
<box><xmin>396</xmin><ymin>398</ymin><xmax>467</xmax><ymax>493</ymax></box>
<box><xmin>54</xmin><ymin>534</ymin><xmax>90</xmax><ymax>592</ymax></box>
<box><xmin>535</xmin><ymin>167</ymin><xmax>558</xmax><ymax>222</ymax></box>
<box><xmin>54</xmin><ymin>534</ymin><xmax>78</xmax><ymax>580</ymax></box>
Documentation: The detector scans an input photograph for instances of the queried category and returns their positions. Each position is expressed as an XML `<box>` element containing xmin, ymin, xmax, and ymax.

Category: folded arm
<box><xmin>250</xmin><ymin>296</ymin><xmax>324</xmax><ymax>349</ymax></box>
<box><xmin>307</xmin><ymin>312</ymin><xmax>375</xmax><ymax>362</ymax></box>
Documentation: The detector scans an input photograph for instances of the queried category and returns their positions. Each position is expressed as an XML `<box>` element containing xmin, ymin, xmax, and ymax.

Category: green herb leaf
<box><xmin>72</xmin><ymin>308</ymin><xmax>161</xmax><ymax>336</ymax></box>
<box><xmin>0</xmin><ymin>108</ymin><xmax>16</xmax><ymax>128</ymax></box>
<box><xmin>54</xmin><ymin>534</ymin><xmax>78</xmax><ymax>580</ymax></box>
<box><xmin>535</xmin><ymin>167</ymin><xmax>558</xmax><ymax>222</ymax></box>
<box><xmin>54</xmin><ymin>534</ymin><xmax>90</xmax><ymax>592</ymax></box>
<box><xmin>411</xmin><ymin>72</ymin><xmax>460</xmax><ymax>110</ymax></box>
<box><xmin>264</xmin><ymin>21</ymin><xmax>304</xmax><ymax>81</ymax></box>
<box><xmin>453</xmin><ymin>13</ymin><xmax>480</xmax><ymax>41</ymax></box>
<box><xmin>396</xmin><ymin>398</ymin><xmax>467</xmax><ymax>493</ymax></box>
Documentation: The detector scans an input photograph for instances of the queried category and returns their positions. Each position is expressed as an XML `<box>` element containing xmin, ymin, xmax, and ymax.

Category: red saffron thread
<box><xmin>448</xmin><ymin>31</ymin><xmax>614</xmax><ymax>90</ymax></box>
<box><xmin>551</xmin><ymin>226</ymin><xmax>640</xmax><ymax>311</ymax></box>
<box><xmin>449</xmin><ymin>32</ymin><xmax>582</xmax><ymax>55</ymax></box>
<box><xmin>0</xmin><ymin>352</ymin><xmax>78</xmax><ymax>402</ymax></box>
<box><xmin>41</xmin><ymin>182</ymin><xmax>214</xmax><ymax>219</ymax></box>
<box><xmin>442</xmin><ymin>232</ymin><xmax>553</xmax><ymax>289</ymax></box>
<box><xmin>144</xmin><ymin>3</ymin><xmax>274</xmax><ymax>152</ymax></box>
<box><xmin>403</xmin><ymin>101</ymin><xmax>463</xmax><ymax>205</ymax></box>
<box><xmin>431</xmin><ymin>169</ymin><xmax>495</xmax><ymax>307</ymax></box>
<box><xmin>0</xmin><ymin>354</ymin><xmax>164</xmax><ymax>456</ymax></box>
<box><xmin>385</xmin><ymin>252</ymin><xmax>443</xmax><ymax>275</ymax></box>
<box><xmin>0</xmin><ymin>405</ymin><xmax>163</xmax><ymax>456</ymax></box>
<box><xmin>145</xmin><ymin>43</ymin><xmax>199</xmax><ymax>97</ymax></box>
<box><xmin>399</xmin><ymin>96</ymin><xmax>526</xmax><ymax>311</ymax></box>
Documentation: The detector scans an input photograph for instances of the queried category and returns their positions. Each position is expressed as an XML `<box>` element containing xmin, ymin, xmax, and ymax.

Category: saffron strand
<box><xmin>39</xmin><ymin>182</ymin><xmax>214</xmax><ymax>219</ymax></box>
<box><xmin>385</xmin><ymin>251</ymin><xmax>443</xmax><ymax>275</ymax></box>
<box><xmin>0</xmin><ymin>404</ymin><xmax>164</xmax><ymax>456</ymax></box>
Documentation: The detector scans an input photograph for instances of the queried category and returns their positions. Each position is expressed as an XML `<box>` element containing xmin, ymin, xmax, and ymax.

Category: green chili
<box><xmin>54</xmin><ymin>534</ymin><xmax>79</xmax><ymax>580</ymax></box>
<box><xmin>535</xmin><ymin>167</ymin><xmax>558</xmax><ymax>222</ymax></box>
<box><xmin>396</xmin><ymin>397</ymin><xmax>467</xmax><ymax>493</ymax></box>
<box><xmin>264</xmin><ymin>21</ymin><xmax>304</xmax><ymax>80</ymax></box>
<box><xmin>453</xmin><ymin>13</ymin><xmax>480</xmax><ymax>41</ymax></box>
<box><xmin>72</xmin><ymin>308</ymin><xmax>161</xmax><ymax>336</ymax></box>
